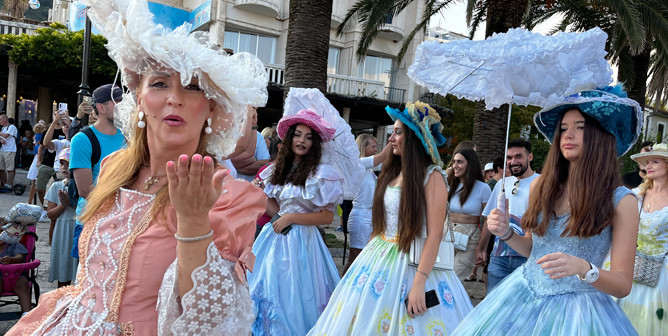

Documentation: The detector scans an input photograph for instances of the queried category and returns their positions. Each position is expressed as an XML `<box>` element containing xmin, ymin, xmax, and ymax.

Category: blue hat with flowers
<box><xmin>534</xmin><ymin>84</ymin><xmax>642</xmax><ymax>157</ymax></box>
<box><xmin>386</xmin><ymin>101</ymin><xmax>447</xmax><ymax>166</ymax></box>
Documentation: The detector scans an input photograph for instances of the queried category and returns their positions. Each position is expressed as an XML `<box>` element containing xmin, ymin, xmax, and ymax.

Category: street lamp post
<box><xmin>76</xmin><ymin>14</ymin><xmax>92</xmax><ymax>122</ymax></box>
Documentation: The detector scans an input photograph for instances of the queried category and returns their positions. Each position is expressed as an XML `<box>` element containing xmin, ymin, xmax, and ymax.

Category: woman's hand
<box><xmin>537</xmin><ymin>252</ymin><xmax>591</xmax><ymax>279</ymax></box>
<box><xmin>272</xmin><ymin>214</ymin><xmax>292</xmax><ymax>233</ymax></box>
<box><xmin>167</xmin><ymin>154</ymin><xmax>227</xmax><ymax>233</ymax></box>
<box><xmin>487</xmin><ymin>208</ymin><xmax>510</xmax><ymax>237</ymax></box>
<box><xmin>406</xmin><ymin>281</ymin><xmax>426</xmax><ymax>318</ymax></box>
<box><xmin>252</xmin><ymin>177</ymin><xmax>264</xmax><ymax>189</ymax></box>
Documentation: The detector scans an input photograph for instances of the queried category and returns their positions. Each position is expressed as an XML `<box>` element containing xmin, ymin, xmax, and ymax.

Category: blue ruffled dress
<box><xmin>308</xmin><ymin>166</ymin><xmax>473</xmax><ymax>336</ymax></box>
<box><xmin>452</xmin><ymin>187</ymin><xmax>638</xmax><ymax>335</ymax></box>
<box><xmin>248</xmin><ymin>163</ymin><xmax>344</xmax><ymax>335</ymax></box>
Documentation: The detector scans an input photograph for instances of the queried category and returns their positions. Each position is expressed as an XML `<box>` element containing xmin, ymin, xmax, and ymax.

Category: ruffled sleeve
<box><xmin>259</xmin><ymin>163</ymin><xmax>344</xmax><ymax>213</ymax></box>
<box><xmin>425</xmin><ymin>165</ymin><xmax>449</xmax><ymax>192</ymax></box>
<box><xmin>157</xmin><ymin>174</ymin><xmax>266</xmax><ymax>335</ymax></box>
<box><xmin>304</xmin><ymin>164</ymin><xmax>344</xmax><ymax>211</ymax></box>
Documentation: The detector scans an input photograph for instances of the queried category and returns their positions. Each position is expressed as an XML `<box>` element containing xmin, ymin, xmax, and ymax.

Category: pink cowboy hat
<box><xmin>277</xmin><ymin>110</ymin><xmax>336</xmax><ymax>142</ymax></box>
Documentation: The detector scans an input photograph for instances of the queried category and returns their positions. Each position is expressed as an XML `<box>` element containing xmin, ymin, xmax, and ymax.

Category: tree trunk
<box><xmin>284</xmin><ymin>0</ymin><xmax>333</xmax><ymax>98</ymax></box>
<box><xmin>617</xmin><ymin>45</ymin><xmax>651</xmax><ymax>109</ymax></box>
<box><xmin>472</xmin><ymin>0</ymin><xmax>528</xmax><ymax>164</ymax></box>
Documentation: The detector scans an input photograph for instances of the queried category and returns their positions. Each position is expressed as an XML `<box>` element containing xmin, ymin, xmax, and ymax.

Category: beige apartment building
<box><xmin>50</xmin><ymin>0</ymin><xmax>438</xmax><ymax>134</ymax></box>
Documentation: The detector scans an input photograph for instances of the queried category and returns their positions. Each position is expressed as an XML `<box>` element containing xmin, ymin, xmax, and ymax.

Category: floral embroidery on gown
<box><xmin>8</xmin><ymin>175</ymin><xmax>265</xmax><ymax>336</ymax></box>
<box><xmin>308</xmin><ymin>165</ymin><xmax>473</xmax><ymax>336</ymax></box>
<box><xmin>615</xmin><ymin>191</ymin><xmax>668</xmax><ymax>335</ymax></box>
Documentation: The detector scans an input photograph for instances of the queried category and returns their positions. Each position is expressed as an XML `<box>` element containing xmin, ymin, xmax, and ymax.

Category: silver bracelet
<box><xmin>174</xmin><ymin>230</ymin><xmax>214</xmax><ymax>242</ymax></box>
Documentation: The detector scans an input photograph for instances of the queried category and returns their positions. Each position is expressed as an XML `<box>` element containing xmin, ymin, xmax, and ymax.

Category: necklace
<box><xmin>143</xmin><ymin>175</ymin><xmax>164</xmax><ymax>191</ymax></box>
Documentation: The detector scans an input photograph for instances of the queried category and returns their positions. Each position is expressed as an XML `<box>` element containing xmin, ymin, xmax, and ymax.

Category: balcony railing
<box><xmin>0</xmin><ymin>18</ymin><xmax>44</xmax><ymax>36</ymax></box>
<box><xmin>265</xmin><ymin>64</ymin><xmax>405</xmax><ymax>103</ymax></box>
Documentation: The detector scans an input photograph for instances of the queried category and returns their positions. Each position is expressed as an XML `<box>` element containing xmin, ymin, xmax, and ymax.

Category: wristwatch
<box><xmin>576</xmin><ymin>261</ymin><xmax>599</xmax><ymax>283</ymax></box>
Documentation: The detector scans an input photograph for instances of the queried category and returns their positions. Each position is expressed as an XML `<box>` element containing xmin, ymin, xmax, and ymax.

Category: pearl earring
<box><xmin>137</xmin><ymin>111</ymin><xmax>146</xmax><ymax>129</ymax></box>
<box><xmin>205</xmin><ymin>118</ymin><xmax>212</xmax><ymax>134</ymax></box>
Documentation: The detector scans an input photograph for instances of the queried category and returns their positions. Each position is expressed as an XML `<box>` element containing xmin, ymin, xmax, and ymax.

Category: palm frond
<box><xmin>397</xmin><ymin>0</ymin><xmax>455</xmax><ymax>62</ymax></box>
<box><xmin>468</xmin><ymin>0</ymin><xmax>487</xmax><ymax>38</ymax></box>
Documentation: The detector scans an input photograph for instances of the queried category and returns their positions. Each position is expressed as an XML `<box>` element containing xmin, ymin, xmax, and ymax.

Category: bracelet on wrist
<box><xmin>416</xmin><ymin>270</ymin><xmax>429</xmax><ymax>278</ymax></box>
<box><xmin>498</xmin><ymin>227</ymin><xmax>511</xmax><ymax>239</ymax></box>
<box><xmin>500</xmin><ymin>228</ymin><xmax>515</xmax><ymax>241</ymax></box>
<box><xmin>174</xmin><ymin>230</ymin><xmax>213</xmax><ymax>242</ymax></box>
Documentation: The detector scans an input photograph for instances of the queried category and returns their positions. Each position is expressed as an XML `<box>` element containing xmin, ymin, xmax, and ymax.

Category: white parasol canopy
<box><xmin>408</xmin><ymin>27</ymin><xmax>613</xmax><ymax>110</ymax></box>
<box><xmin>283</xmin><ymin>88</ymin><xmax>365</xmax><ymax>199</ymax></box>
<box><xmin>408</xmin><ymin>27</ymin><xmax>614</xmax><ymax>200</ymax></box>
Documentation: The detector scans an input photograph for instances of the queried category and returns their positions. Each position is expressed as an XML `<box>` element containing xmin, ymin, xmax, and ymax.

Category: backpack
<box><xmin>68</xmin><ymin>127</ymin><xmax>101</xmax><ymax>208</ymax></box>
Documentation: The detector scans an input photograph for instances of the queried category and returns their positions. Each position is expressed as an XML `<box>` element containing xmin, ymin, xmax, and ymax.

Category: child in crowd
<box><xmin>44</xmin><ymin>148</ymin><xmax>77</xmax><ymax>287</ymax></box>
<box><xmin>0</xmin><ymin>203</ymin><xmax>42</xmax><ymax>316</ymax></box>
<box><xmin>26</xmin><ymin>123</ymin><xmax>46</xmax><ymax>206</ymax></box>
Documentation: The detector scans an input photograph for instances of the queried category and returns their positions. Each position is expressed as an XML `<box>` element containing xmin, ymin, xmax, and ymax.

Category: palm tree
<box><xmin>525</xmin><ymin>0</ymin><xmax>668</xmax><ymax>108</ymax></box>
<box><xmin>338</xmin><ymin>0</ymin><xmax>529</xmax><ymax>163</ymax></box>
<box><xmin>284</xmin><ymin>0</ymin><xmax>333</xmax><ymax>97</ymax></box>
<box><xmin>1</xmin><ymin>0</ymin><xmax>29</xmax><ymax>19</ymax></box>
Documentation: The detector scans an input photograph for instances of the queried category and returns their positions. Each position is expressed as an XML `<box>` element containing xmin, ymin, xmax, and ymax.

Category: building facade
<box><xmin>53</xmin><ymin>0</ymin><xmax>434</xmax><ymax>136</ymax></box>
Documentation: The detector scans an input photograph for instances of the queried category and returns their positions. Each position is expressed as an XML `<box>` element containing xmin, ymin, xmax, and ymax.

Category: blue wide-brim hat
<box><xmin>534</xmin><ymin>84</ymin><xmax>642</xmax><ymax>157</ymax></box>
<box><xmin>386</xmin><ymin>101</ymin><xmax>447</xmax><ymax>166</ymax></box>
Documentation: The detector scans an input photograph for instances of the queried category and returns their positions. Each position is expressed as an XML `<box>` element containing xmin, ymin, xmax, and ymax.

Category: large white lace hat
<box><xmin>81</xmin><ymin>0</ymin><xmax>268</xmax><ymax>158</ymax></box>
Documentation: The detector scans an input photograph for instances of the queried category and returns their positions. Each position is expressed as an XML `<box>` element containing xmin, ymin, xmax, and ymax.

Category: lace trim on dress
<box><xmin>157</xmin><ymin>242</ymin><xmax>255</xmax><ymax>335</ymax></box>
<box><xmin>21</xmin><ymin>286</ymin><xmax>79</xmax><ymax>336</ymax></box>
<box><xmin>20</xmin><ymin>198</ymin><xmax>113</xmax><ymax>336</ymax></box>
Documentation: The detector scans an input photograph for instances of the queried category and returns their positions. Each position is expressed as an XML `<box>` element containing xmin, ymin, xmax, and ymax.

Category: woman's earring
<box><xmin>205</xmin><ymin>118</ymin><xmax>212</xmax><ymax>134</ymax></box>
<box><xmin>137</xmin><ymin>111</ymin><xmax>146</xmax><ymax>129</ymax></box>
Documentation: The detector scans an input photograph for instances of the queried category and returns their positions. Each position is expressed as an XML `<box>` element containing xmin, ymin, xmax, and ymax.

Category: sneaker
<box><xmin>335</xmin><ymin>226</ymin><xmax>344</xmax><ymax>232</ymax></box>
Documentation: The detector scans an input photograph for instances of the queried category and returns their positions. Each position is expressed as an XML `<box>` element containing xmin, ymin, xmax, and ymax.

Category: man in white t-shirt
<box><xmin>477</xmin><ymin>139</ymin><xmax>539</xmax><ymax>294</ymax></box>
<box><xmin>0</xmin><ymin>114</ymin><xmax>19</xmax><ymax>187</ymax></box>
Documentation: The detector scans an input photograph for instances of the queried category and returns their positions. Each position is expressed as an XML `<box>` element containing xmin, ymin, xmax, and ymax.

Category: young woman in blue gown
<box><xmin>452</xmin><ymin>85</ymin><xmax>642</xmax><ymax>335</ymax></box>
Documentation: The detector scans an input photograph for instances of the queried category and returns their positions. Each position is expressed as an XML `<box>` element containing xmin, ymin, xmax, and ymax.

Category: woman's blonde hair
<box><xmin>636</xmin><ymin>157</ymin><xmax>668</xmax><ymax>196</ymax></box>
<box><xmin>79</xmin><ymin>78</ymin><xmax>214</xmax><ymax>225</ymax></box>
<box><xmin>356</xmin><ymin>134</ymin><xmax>377</xmax><ymax>158</ymax></box>
<box><xmin>33</xmin><ymin>123</ymin><xmax>46</xmax><ymax>134</ymax></box>
<box><xmin>261</xmin><ymin>126</ymin><xmax>274</xmax><ymax>139</ymax></box>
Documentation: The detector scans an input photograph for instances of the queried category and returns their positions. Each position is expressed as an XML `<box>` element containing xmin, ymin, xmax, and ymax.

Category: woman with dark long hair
<box><xmin>308</xmin><ymin>102</ymin><xmax>472</xmax><ymax>336</ymax></box>
<box><xmin>447</xmin><ymin>148</ymin><xmax>491</xmax><ymax>281</ymax></box>
<box><xmin>452</xmin><ymin>85</ymin><xmax>641</xmax><ymax>335</ymax></box>
<box><xmin>248</xmin><ymin>110</ymin><xmax>344</xmax><ymax>335</ymax></box>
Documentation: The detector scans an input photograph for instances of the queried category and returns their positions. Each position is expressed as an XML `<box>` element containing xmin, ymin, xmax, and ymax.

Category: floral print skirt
<box><xmin>308</xmin><ymin>235</ymin><xmax>472</xmax><ymax>335</ymax></box>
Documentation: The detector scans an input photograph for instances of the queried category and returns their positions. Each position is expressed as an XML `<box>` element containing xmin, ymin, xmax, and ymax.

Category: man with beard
<box><xmin>476</xmin><ymin>139</ymin><xmax>539</xmax><ymax>294</ymax></box>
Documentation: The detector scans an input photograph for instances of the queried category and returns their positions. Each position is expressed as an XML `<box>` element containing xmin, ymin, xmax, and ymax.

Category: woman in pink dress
<box><xmin>7</xmin><ymin>1</ymin><xmax>269</xmax><ymax>335</ymax></box>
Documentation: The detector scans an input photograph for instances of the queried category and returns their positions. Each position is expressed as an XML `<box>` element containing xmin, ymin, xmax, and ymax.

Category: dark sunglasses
<box><xmin>512</xmin><ymin>179</ymin><xmax>520</xmax><ymax>195</ymax></box>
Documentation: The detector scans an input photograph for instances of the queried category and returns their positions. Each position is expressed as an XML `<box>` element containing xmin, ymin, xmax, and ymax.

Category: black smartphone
<box><xmin>270</xmin><ymin>214</ymin><xmax>292</xmax><ymax>235</ymax></box>
<box><xmin>404</xmin><ymin>289</ymin><xmax>440</xmax><ymax>310</ymax></box>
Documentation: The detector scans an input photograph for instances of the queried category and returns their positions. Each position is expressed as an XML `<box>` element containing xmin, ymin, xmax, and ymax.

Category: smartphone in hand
<box><xmin>404</xmin><ymin>289</ymin><xmax>440</xmax><ymax>309</ymax></box>
<box><xmin>270</xmin><ymin>214</ymin><xmax>292</xmax><ymax>235</ymax></box>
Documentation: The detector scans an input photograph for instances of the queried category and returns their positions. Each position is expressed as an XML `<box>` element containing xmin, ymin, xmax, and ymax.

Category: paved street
<box><xmin>0</xmin><ymin>169</ymin><xmax>484</xmax><ymax>333</ymax></box>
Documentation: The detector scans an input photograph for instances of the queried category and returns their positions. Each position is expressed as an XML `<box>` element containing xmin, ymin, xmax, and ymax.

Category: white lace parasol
<box><xmin>408</xmin><ymin>27</ymin><xmax>613</xmax><ymax>110</ymax></box>
<box><xmin>283</xmin><ymin>88</ymin><xmax>365</xmax><ymax>199</ymax></box>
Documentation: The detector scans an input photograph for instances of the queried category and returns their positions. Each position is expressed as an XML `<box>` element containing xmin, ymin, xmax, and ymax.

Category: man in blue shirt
<box><xmin>477</xmin><ymin>139</ymin><xmax>539</xmax><ymax>294</ymax></box>
<box><xmin>69</xmin><ymin>84</ymin><xmax>126</xmax><ymax>258</ymax></box>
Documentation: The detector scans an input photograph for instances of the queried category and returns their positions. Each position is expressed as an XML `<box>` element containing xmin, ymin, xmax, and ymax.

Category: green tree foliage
<box><xmin>0</xmin><ymin>22</ymin><xmax>116</xmax><ymax>77</ymax></box>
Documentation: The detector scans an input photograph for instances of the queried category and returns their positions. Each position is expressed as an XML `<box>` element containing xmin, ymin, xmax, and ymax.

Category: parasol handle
<box><xmin>500</xmin><ymin>103</ymin><xmax>513</xmax><ymax>192</ymax></box>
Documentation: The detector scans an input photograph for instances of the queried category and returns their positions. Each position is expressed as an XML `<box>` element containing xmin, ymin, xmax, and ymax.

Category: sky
<box><xmin>428</xmin><ymin>3</ymin><xmax>618</xmax><ymax>80</ymax></box>
<box><xmin>429</xmin><ymin>2</ymin><xmax>563</xmax><ymax>39</ymax></box>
